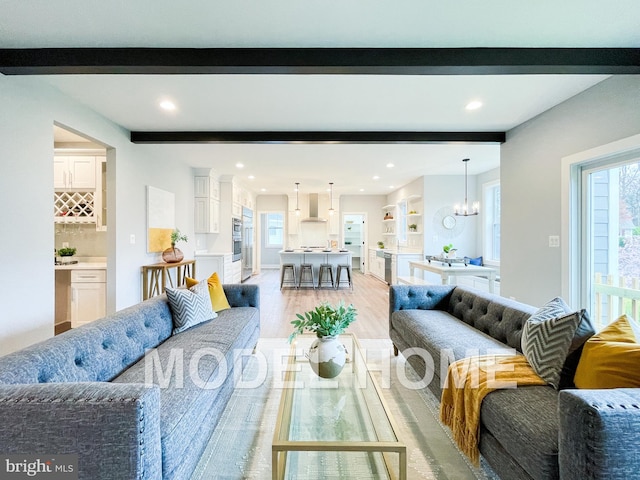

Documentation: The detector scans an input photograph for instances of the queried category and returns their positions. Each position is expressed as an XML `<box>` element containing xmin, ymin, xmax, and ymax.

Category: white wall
<box><xmin>0</xmin><ymin>76</ymin><xmax>194</xmax><ymax>355</ymax></box>
<box><xmin>422</xmin><ymin>175</ymin><xmax>481</xmax><ymax>258</ymax></box>
<box><xmin>501</xmin><ymin>75</ymin><xmax>640</xmax><ymax>306</ymax></box>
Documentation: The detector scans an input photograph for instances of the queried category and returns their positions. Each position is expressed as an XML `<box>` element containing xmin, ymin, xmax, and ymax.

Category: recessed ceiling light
<box><xmin>373</xmin><ymin>175</ymin><xmax>380</xmax><ymax>180</ymax></box>
<box><xmin>236</xmin><ymin>163</ymin><xmax>244</xmax><ymax>169</ymax></box>
<box><xmin>260</xmin><ymin>188</ymin><xmax>267</xmax><ymax>192</ymax></box>
<box><xmin>465</xmin><ymin>100</ymin><xmax>483</xmax><ymax>110</ymax></box>
<box><xmin>359</xmin><ymin>188</ymin><xmax>365</xmax><ymax>192</ymax></box>
<box><xmin>387</xmin><ymin>163</ymin><xmax>394</xmax><ymax>168</ymax></box>
<box><xmin>248</xmin><ymin>175</ymin><xmax>255</xmax><ymax>180</ymax></box>
<box><xmin>159</xmin><ymin>100</ymin><xmax>176</xmax><ymax>111</ymax></box>
<box><xmin>389</xmin><ymin>185</ymin><xmax>394</xmax><ymax>189</ymax></box>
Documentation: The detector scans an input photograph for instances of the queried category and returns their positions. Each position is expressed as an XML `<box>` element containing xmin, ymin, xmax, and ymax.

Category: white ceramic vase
<box><xmin>308</xmin><ymin>335</ymin><xmax>346</xmax><ymax>378</ymax></box>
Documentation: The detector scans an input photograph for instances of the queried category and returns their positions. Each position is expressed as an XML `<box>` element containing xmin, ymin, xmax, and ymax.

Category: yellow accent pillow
<box><xmin>574</xmin><ymin>315</ymin><xmax>640</xmax><ymax>389</ymax></box>
<box><xmin>185</xmin><ymin>272</ymin><xmax>231</xmax><ymax>312</ymax></box>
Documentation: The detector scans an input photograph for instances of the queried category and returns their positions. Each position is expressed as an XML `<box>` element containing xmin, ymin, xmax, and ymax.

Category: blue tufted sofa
<box><xmin>389</xmin><ymin>284</ymin><xmax>640</xmax><ymax>480</ymax></box>
<box><xmin>0</xmin><ymin>284</ymin><xmax>260</xmax><ymax>480</ymax></box>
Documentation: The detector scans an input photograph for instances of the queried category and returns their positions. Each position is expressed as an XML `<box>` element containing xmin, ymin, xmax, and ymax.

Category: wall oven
<box><xmin>232</xmin><ymin>218</ymin><xmax>242</xmax><ymax>262</ymax></box>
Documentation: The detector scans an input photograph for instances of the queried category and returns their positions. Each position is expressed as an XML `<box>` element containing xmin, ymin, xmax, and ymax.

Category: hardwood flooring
<box><xmin>244</xmin><ymin>269</ymin><xmax>392</xmax><ymax>339</ymax></box>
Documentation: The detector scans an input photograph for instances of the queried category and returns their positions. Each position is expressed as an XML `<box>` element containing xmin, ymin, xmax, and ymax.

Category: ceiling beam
<box><xmin>130</xmin><ymin>131</ymin><xmax>506</xmax><ymax>144</ymax></box>
<box><xmin>1</xmin><ymin>48</ymin><xmax>639</xmax><ymax>75</ymax></box>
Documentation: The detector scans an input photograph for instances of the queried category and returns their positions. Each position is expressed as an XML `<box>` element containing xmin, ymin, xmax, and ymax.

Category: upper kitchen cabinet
<box><xmin>194</xmin><ymin>174</ymin><xmax>220</xmax><ymax>201</ymax></box>
<box><xmin>53</xmin><ymin>152</ymin><xmax>106</xmax><ymax>229</ymax></box>
<box><xmin>194</xmin><ymin>173</ymin><xmax>221</xmax><ymax>233</ymax></box>
<box><xmin>231</xmin><ymin>179</ymin><xmax>255</xmax><ymax>218</ymax></box>
<box><xmin>54</xmin><ymin>156</ymin><xmax>96</xmax><ymax>190</ymax></box>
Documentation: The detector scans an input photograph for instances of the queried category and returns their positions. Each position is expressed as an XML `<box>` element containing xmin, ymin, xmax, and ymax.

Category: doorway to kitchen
<box><xmin>53</xmin><ymin>124</ymin><xmax>113</xmax><ymax>334</ymax></box>
<box><xmin>343</xmin><ymin>213</ymin><xmax>366</xmax><ymax>271</ymax></box>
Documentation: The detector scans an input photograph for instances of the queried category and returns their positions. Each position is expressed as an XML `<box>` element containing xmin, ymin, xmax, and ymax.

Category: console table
<box><xmin>141</xmin><ymin>259</ymin><xmax>196</xmax><ymax>300</ymax></box>
<box><xmin>399</xmin><ymin>260</ymin><xmax>497</xmax><ymax>293</ymax></box>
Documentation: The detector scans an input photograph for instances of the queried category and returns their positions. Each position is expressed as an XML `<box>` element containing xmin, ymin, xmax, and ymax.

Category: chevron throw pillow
<box><xmin>166</xmin><ymin>281</ymin><xmax>217</xmax><ymax>335</ymax></box>
<box><xmin>521</xmin><ymin>297</ymin><xmax>582</xmax><ymax>389</ymax></box>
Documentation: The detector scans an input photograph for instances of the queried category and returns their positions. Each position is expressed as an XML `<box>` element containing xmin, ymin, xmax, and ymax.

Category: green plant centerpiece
<box><xmin>442</xmin><ymin>243</ymin><xmax>457</xmax><ymax>258</ymax></box>
<box><xmin>57</xmin><ymin>247</ymin><xmax>76</xmax><ymax>257</ymax></box>
<box><xmin>289</xmin><ymin>301</ymin><xmax>357</xmax><ymax>378</ymax></box>
<box><xmin>162</xmin><ymin>228</ymin><xmax>188</xmax><ymax>263</ymax></box>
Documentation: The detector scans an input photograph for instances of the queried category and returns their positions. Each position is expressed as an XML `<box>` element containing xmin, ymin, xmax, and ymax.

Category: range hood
<box><xmin>301</xmin><ymin>193</ymin><xmax>328</xmax><ymax>223</ymax></box>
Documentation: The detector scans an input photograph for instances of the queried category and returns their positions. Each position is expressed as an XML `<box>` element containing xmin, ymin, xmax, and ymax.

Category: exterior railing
<box><xmin>593</xmin><ymin>272</ymin><xmax>640</xmax><ymax>330</ymax></box>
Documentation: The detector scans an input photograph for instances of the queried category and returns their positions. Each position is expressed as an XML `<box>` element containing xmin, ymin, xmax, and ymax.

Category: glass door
<box><xmin>582</xmin><ymin>159</ymin><xmax>640</xmax><ymax>329</ymax></box>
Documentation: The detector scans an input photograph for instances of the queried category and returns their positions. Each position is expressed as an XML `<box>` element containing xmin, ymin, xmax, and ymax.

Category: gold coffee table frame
<box><xmin>272</xmin><ymin>333</ymin><xmax>406</xmax><ymax>480</ymax></box>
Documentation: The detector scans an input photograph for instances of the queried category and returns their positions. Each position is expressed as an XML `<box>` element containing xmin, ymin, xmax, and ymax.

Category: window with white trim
<box><xmin>483</xmin><ymin>181</ymin><xmax>500</xmax><ymax>263</ymax></box>
<box><xmin>265</xmin><ymin>213</ymin><xmax>284</xmax><ymax>247</ymax></box>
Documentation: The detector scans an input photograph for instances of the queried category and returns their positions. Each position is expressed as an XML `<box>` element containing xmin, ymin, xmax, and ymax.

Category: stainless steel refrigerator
<box><xmin>241</xmin><ymin>207</ymin><xmax>253</xmax><ymax>282</ymax></box>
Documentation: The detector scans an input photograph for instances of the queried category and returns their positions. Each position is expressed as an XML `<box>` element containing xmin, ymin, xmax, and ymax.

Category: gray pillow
<box><xmin>559</xmin><ymin>309</ymin><xmax>595</xmax><ymax>389</ymax></box>
<box><xmin>521</xmin><ymin>297</ymin><xmax>582</xmax><ymax>389</ymax></box>
<box><xmin>166</xmin><ymin>281</ymin><xmax>216</xmax><ymax>335</ymax></box>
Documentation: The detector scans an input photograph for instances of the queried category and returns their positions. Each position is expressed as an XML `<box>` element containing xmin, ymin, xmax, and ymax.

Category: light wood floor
<box><xmin>244</xmin><ymin>269</ymin><xmax>392</xmax><ymax>339</ymax></box>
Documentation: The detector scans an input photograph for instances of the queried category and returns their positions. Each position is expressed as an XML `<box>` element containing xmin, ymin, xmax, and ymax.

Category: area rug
<box><xmin>191</xmin><ymin>338</ymin><xmax>499</xmax><ymax>480</ymax></box>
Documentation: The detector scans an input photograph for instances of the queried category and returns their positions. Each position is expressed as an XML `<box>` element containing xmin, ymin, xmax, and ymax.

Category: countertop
<box><xmin>368</xmin><ymin>248</ymin><xmax>423</xmax><ymax>256</ymax></box>
<box><xmin>54</xmin><ymin>257</ymin><xmax>107</xmax><ymax>270</ymax></box>
<box><xmin>280</xmin><ymin>249</ymin><xmax>351</xmax><ymax>254</ymax></box>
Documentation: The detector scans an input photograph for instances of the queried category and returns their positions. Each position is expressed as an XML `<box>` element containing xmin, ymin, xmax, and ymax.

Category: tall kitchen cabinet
<box><xmin>195</xmin><ymin>173</ymin><xmax>253</xmax><ymax>283</ymax></box>
<box><xmin>194</xmin><ymin>174</ymin><xmax>220</xmax><ymax>233</ymax></box>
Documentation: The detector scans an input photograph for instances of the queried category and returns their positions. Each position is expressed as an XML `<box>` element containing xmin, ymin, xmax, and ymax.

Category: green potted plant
<box><xmin>377</xmin><ymin>241</ymin><xmax>385</xmax><ymax>249</ymax></box>
<box><xmin>289</xmin><ymin>301</ymin><xmax>357</xmax><ymax>378</ymax></box>
<box><xmin>408</xmin><ymin>223</ymin><xmax>418</xmax><ymax>232</ymax></box>
<box><xmin>162</xmin><ymin>228</ymin><xmax>188</xmax><ymax>263</ymax></box>
<box><xmin>57</xmin><ymin>247</ymin><xmax>76</xmax><ymax>257</ymax></box>
<box><xmin>443</xmin><ymin>243</ymin><xmax>457</xmax><ymax>259</ymax></box>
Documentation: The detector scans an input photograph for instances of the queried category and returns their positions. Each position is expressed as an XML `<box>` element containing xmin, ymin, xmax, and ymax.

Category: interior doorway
<box><xmin>343</xmin><ymin>213</ymin><xmax>366</xmax><ymax>271</ymax></box>
<box><xmin>53</xmin><ymin>124</ymin><xmax>112</xmax><ymax>334</ymax></box>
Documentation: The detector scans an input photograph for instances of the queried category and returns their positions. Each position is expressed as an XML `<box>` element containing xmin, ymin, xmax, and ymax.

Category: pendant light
<box><xmin>295</xmin><ymin>182</ymin><xmax>301</xmax><ymax>216</ymax></box>
<box><xmin>328</xmin><ymin>182</ymin><xmax>335</xmax><ymax>216</ymax></box>
<box><xmin>454</xmin><ymin>158</ymin><xmax>479</xmax><ymax>216</ymax></box>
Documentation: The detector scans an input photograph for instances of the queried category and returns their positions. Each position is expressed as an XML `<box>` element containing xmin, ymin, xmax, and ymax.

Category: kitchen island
<box><xmin>280</xmin><ymin>249</ymin><xmax>352</xmax><ymax>286</ymax></box>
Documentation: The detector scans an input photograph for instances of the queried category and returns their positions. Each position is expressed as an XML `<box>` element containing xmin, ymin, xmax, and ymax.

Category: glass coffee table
<box><xmin>272</xmin><ymin>333</ymin><xmax>406</xmax><ymax>480</ymax></box>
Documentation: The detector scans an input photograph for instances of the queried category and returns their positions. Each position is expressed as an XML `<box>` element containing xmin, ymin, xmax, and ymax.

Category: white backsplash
<box><xmin>54</xmin><ymin>224</ymin><xmax>107</xmax><ymax>257</ymax></box>
<box><xmin>298</xmin><ymin>222</ymin><xmax>329</xmax><ymax>248</ymax></box>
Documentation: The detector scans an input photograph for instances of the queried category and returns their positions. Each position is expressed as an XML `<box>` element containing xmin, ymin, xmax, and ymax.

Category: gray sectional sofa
<box><xmin>389</xmin><ymin>284</ymin><xmax>640</xmax><ymax>480</ymax></box>
<box><xmin>0</xmin><ymin>284</ymin><xmax>260</xmax><ymax>480</ymax></box>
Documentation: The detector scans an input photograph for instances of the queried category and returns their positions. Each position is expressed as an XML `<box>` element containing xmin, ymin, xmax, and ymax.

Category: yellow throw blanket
<box><xmin>439</xmin><ymin>355</ymin><xmax>546</xmax><ymax>465</ymax></box>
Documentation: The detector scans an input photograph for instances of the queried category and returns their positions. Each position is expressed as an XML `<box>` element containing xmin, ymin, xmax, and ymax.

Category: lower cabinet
<box><xmin>70</xmin><ymin>269</ymin><xmax>106</xmax><ymax>328</ymax></box>
<box><xmin>368</xmin><ymin>249</ymin><xmax>386</xmax><ymax>282</ymax></box>
<box><xmin>194</xmin><ymin>253</ymin><xmax>234</xmax><ymax>283</ymax></box>
<box><xmin>232</xmin><ymin>260</ymin><xmax>241</xmax><ymax>283</ymax></box>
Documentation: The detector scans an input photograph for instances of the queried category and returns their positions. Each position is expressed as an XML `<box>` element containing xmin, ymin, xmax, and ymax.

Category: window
<box><xmin>265</xmin><ymin>213</ymin><xmax>284</xmax><ymax>247</ymax></box>
<box><xmin>580</xmin><ymin>159</ymin><xmax>640</xmax><ymax>329</ymax></box>
<box><xmin>483</xmin><ymin>181</ymin><xmax>501</xmax><ymax>263</ymax></box>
